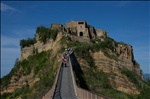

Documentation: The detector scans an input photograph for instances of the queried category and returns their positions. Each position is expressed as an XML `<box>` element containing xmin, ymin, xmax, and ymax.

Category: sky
<box><xmin>1</xmin><ymin>1</ymin><xmax>149</xmax><ymax>77</ymax></box>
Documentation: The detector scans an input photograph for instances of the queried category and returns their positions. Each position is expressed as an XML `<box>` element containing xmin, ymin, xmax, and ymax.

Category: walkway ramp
<box><xmin>42</xmin><ymin>51</ymin><xmax>110</xmax><ymax>99</ymax></box>
<box><xmin>53</xmin><ymin>61</ymin><xmax>77</xmax><ymax>99</ymax></box>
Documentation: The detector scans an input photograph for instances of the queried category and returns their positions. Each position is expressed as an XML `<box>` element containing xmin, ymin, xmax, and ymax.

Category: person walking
<box><xmin>63</xmin><ymin>58</ymin><xmax>67</xmax><ymax>67</ymax></box>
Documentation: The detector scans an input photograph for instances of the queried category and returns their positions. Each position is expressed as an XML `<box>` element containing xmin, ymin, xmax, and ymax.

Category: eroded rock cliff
<box><xmin>75</xmin><ymin>41</ymin><xmax>143</xmax><ymax>95</ymax></box>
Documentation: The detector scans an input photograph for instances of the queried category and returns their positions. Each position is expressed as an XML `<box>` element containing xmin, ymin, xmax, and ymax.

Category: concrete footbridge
<box><xmin>42</xmin><ymin>49</ymin><xmax>110</xmax><ymax>99</ymax></box>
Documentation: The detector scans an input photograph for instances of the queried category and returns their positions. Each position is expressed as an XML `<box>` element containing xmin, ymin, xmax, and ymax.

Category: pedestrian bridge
<box><xmin>42</xmin><ymin>52</ymin><xmax>110</xmax><ymax>99</ymax></box>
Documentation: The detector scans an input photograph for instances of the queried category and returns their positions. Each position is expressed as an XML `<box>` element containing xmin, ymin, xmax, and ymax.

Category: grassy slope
<box><xmin>66</xmin><ymin>36</ymin><xmax>150</xmax><ymax>99</ymax></box>
<box><xmin>1</xmin><ymin>35</ymin><xmax>150</xmax><ymax>99</ymax></box>
<box><xmin>1</xmin><ymin>50</ymin><xmax>61</xmax><ymax>99</ymax></box>
<box><xmin>1</xmin><ymin>28</ymin><xmax>63</xmax><ymax>99</ymax></box>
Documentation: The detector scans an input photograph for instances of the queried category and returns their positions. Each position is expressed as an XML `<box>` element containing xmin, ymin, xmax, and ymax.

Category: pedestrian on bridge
<box><xmin>63</xmin><ymin>58</ymin><xmax>67</xmax><ymax>67</ymax></box>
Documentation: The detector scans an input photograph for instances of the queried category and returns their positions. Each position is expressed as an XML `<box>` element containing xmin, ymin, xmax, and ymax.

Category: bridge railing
<box><xmin>42</xmin><ymin>58</ymin><xmax>63</xmax><ymax>99</ymax></box>
<box><xmin>69</xmin><ymin>53</ymin><xmax>111</xmax><ymax>99</ymax></box>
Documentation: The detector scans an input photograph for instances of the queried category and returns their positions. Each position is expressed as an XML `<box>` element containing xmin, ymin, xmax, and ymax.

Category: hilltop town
<box><xmin>21</xmin><ymin>20</ymin><xmax>108</xmax><ymax>60</ymax></box>
<box><xmin>1</xmin><ymin>20</ymin><xmax>149</xmax><ymax>99</ymax></box>
<box><xmin>51</xmin><ymin>20</ymin><xmax>108</xmax><ymax>41</ymax></box>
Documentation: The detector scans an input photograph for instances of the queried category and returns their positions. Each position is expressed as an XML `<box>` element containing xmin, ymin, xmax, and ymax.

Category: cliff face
<box><xmin>20</xmin><ymin>32</ymin><xmax>62</xmax><ymax>60</ymax></box>
<box><xmin>115</xmin><ymin>43</ymin><xmax>142</xmax><ymax>77</ymax></box>
<box><xmin>92</xmin><ymin>50</ymin><xmax>140</xmax><ymax>94</ymax></box>
<box><xmin>75</xmin><ymin>41</ymin><xmax>143</xmax><ymax>95</ymax></box>
<box><xmin>1</xmin><ymin>32</ymin><xmax>63</xmax><ymax>95</ymax></box>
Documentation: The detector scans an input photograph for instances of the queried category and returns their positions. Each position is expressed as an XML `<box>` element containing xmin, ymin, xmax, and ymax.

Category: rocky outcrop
<box><xmin>115</xmin><ymin>43</ymin><xmax>143</xmax><ymax>77</ymax></box>
<box><xmin>76</xmin><ymin>49</ymin><xmax>142</xmax><ymax>94</ymax></box>
<box><xmin>1</xmin><ymin>32</ymin><xmax>63</xmax><ymax>95</ymax></box>
<box><xmin>1</xmin><ymin>69</ymin><xmax>39</xmax><ymax>94</ymax></box>
<box><xmin>20</xmin><ymin>32</ymin><xmax>62</xmax><ymax>60</ymax></box>
<box><xmin>20</xmin><ymin>39</ymin><xmax>53</xmax><ymax>60</ymax></box>
<box><xmin>91</xmin><ymin>45</ymin><xmax>142</xmax><ymax>94</ymax></box>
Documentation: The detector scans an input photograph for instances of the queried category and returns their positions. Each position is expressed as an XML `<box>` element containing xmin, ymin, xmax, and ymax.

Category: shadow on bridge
<box><xmin>52</xmin><ymin>63</ymin><xmax>63</xmax><ymax>99</ymax></box>
<box><xmin>70</xmin><ymin>52</ymin><xmax>89</xmax><ymax>90</ymax></box>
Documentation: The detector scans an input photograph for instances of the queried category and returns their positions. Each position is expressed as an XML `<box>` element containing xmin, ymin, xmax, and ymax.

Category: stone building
<box><xmin>51</xmin><ymin>23</ymin><xmax>64</xmax><ymax>31</ymax></box>
<box><xmin>96</xmin><ymin>29</ymin><xmax>108</xmax><ymax>38</ymax></box>
<box><xmin>65</xmin><ymin>20</ymin><xmax>108</xmax><ymax>40</ymax></box>
<box><xmin>66</xmin><ymin>21</ymin><xmax>77</xmax><ymax>34</ymax></box>
<box><xmin>88</xmin><ymin>25</ymin><xmax>96</xmax><ymax>39</ymax></box>
<box><xmin>66</xmin><ymin>20</ymin><xmax>90</xmax><ymax>38</ymax></box>
<box><xmin>76</xmin><ymin>21</ymin><xmax>89</xmax><ymax>37</ymax></box>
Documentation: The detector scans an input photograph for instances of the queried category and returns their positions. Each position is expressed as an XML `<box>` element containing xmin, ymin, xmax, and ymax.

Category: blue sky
<box><xmin>1</xmin><ymin>1</ymin><xmax>149</xmax><ymax>77</ymax></box>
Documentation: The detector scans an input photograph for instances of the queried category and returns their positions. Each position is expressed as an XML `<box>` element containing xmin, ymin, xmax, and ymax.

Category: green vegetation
<box><xmin>1</xmin><ymin>58</ymin><xmax>20</xmax><ymax>89</ymax></box>
<box><xmin>7</xmin><ymin>66</ymin><xmax>55</xmax><ymax>99</ymax></box>
<box><xmin>72</xmin><ymin>51</ymin><xmax>136</xmax><ymax>98</ymax></box>
<box><xmin>84</xmin><ymin>68</ymin><xmax>111</xmax><ymax>90</ymax></box>
<box><xmin>65</xmin><ymin>36</ymin><xmax>118</xmax><ymax>61</ymax></box>
<box><xmin>92</xmin><ymin>37</ymin><xmax>118</xmax><ymax>60</ymax></box>
<box><xmin>2</xmin><ymin>31</ymin><xmax>149</xmax><ymax>99</ymax></box>
<box><xmin>1</xmin><ymin>50</ymin><xmax>60</xmax><ymax>99</ymax></box>
<box><xmin>1</xmin><ymin>93</ymin><xmax>12</xmax><ymax>99</ymax></box>
<box><xmin>138</xmin><ymin>86</ymin><xmax>150</xmax><ymax>99</ymax></box>
<box><xmin>36</xmin><ymin>26</ymin><xmax>58</xmax><ymax>43</ymax></box>
<box><xmin>20</xmin><ymin>38</ymin><xmax>36</xmax><ymax>49</ymax></box>
<box><xmin>74</xmin><ymin>43</ymin><xmax>96</xmax><ymax>68</ymax></box>
<box><xmin>60</xmin><ymin>35</ymin><xmax>150</xmax><ymax>98</ymax></box>
<box><xmin>100</xmin><ymin>89</ymin><xmax>136</xmax><ymax>99</ymax></box>
<box><xmin>20</xmin><ymin>26</ymin><xmax>58</xmax><ymax>48</ymax></box>
<box><xmin>121</xmin><ymin>67</ymin><xmax>142</xmax><ymax>89</ymax></box>
<box><xmin>120</xmin><ymin>67</ymin><xmax>150</xmax><ymax>99</ymax></box>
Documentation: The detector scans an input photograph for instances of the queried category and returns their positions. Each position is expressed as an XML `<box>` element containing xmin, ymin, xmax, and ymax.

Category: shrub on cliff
<box><xmin>20</xmin><ymin>38</ymin><xmax>36</xmax><ymax>48</ymax></box>
<box><xmin>36</xmin><ymin>26</ymin><xmax>58</xmax><ymax>43</ymax></box>
<box><xmin>20</xmin><ymin>26</ymin><xmax>59</xmax><ymax>48</ymax></box>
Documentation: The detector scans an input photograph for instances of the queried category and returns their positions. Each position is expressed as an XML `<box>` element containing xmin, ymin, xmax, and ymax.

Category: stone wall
<box><xmin>88</xmin><ymin>25</ymin><xmax>96</xmax><ymax>39</ymax></box>
<box><xmin>66</xmin><ymin>21</ymin><xmax>77</xmax><ymax>28</ymax></box>
<box><xmin>65</xmin><ymin>20</ymin><xmax>108</xmax><ymax>40</ymax></box>
<box><xmin>66</xmin><ymin>21</ymin><xmax>77</xmax><ymax>33</ymax></box>
<box><xmin>20</xmin><ymin>39</ymin><xmax>54</xmax><ymax>60</ymax></box>
<box><xmin>96</xmin><ymin>29</ymin><xmax>108</xmax><ymax>38</ymax></box>
<box><xmin>51</xmin><ymin>23</ymin><xmax>64</xmax><ymax>31</ymax></box>
<box><xmin>77</xmin><ymin>21</ymin><xmax>86</xmax><ymax>36</ymax></box>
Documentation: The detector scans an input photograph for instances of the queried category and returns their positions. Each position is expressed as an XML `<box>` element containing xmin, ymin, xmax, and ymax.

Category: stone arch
<box><xmin>80</xmin><ymin>32</ymin><xmax>83</xmax><ymax>36</ymax></box>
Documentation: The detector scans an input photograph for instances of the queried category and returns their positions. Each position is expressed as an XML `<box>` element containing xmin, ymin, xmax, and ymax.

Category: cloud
<box><xmin>1</xmin><ymin>3</ymin><xmax>18</xmax><ymax>12</ymax></box>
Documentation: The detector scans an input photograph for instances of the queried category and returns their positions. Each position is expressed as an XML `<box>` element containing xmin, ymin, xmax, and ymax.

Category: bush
<box><xmin>84</xmin><ymin>68</ymin><xmax>111</xmax><ymax>90</ymax></box>
<box><xmin>1</xmin><ymin>58</ymin><xmax>21</xmax><ymax>89</ymax></box>
<box><xmin>2</xmin><ymin>50</ymin><xmax>59</xmax><ymax>99</ymax></box>
<box><xmin>1</xmin><ymin>93</ymin><xmax>12</xmax><ymax>99</ymax></box>
<box><xmin>121</xmin><ymin>67</ymin><xmax>142</xmax><ymax>88</ymax></box>
<box><xmin>139</xmin><ymin>88</ymin><xmax>150</xmax><ymax>99</ymax></box>
<box><xmin>36</xmin><ymin>26</ymin><xmax>58</xmax><ymax>43</ymax></box>
<box><xmin>20</xmin><ymin>38</ymin><xmax>35</xmax><ymax>48</ymax></box>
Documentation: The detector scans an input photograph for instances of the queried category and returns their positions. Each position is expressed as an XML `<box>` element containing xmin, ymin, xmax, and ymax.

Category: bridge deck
<box><xmin>53</xmin><ymin>61</ymin><xmax>77</xmax><ymax>99</ymax></box>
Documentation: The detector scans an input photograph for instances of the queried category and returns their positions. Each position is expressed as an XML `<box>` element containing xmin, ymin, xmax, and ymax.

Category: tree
<box><xmin>20</xmin><ymin>38</ymin><xmax>35</xmax><ymax>48</ymax></box>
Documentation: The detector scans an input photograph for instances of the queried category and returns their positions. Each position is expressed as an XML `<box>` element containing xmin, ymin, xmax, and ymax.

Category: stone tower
<box><xmin>76</xmin><ymin>21</ymin><xmax>89</xmax><ymax>38</ymax></box>
<box><xmin>65</xmin><ymin>20</ymin><xmax>108</xmax><ymax>41</ymax></box>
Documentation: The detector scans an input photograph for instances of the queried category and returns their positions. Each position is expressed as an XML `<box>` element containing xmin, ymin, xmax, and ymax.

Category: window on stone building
<box><xmin>78</xmin><ymin>22</ymin><xmax>84</xmax><ymax>24</ymax></box>
<box><xmin>80</xmin><ymin>32</ymin><xmax>83</xmax><ymax>36</ymax></box>
<box><xmin>80</xmin><ymin>26</ymin><xmax>82</xmax><ymax>28</ymax></box>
